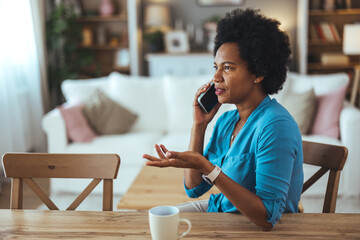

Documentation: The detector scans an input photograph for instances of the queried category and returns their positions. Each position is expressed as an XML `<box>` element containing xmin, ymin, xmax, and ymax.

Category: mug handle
<box><xmin>178</xmin><ymin>218</ymin><xmax>192</xmax><ymax>239</ymax></box>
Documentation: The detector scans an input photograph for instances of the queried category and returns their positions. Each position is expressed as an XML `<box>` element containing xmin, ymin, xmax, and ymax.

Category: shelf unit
<box><xmin>76</xmin><ymin>15</ymin><xmax>127</xmax><ymax>22</ymax></box>
<box><xmin>297</xmin><ymin>0</ymin><xmax>360</xmax><ymax>100</ymax></box>
<box><xmin>306</xmin><ymin>1</ymin><xmax>360</xmax><ymax>74</ymax></box>
<box><xmin>76</xmin><ymin>0</ymin><xmax>130</xmax><ymax>77</ymax></box>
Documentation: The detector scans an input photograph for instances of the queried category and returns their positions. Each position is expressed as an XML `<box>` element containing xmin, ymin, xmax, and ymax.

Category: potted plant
<box><xmin>144</xmin><ymin>30</ymin><xmax>165</xmax><ymax>53</ymax></box>
<box><xmin>203</xmin><ymin>15</ymin><xmax>221</xmax><ymax>52</ymax></box>
<box><xmin>46</xmin><ymin>2</ymin><xmax>94</xmax><ymax>106</ymax></box>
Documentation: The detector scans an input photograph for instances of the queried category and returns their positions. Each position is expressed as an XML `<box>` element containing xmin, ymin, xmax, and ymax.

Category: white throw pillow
<box><xmin>287</xmin><ymin>72</ymin><xmax>349</xmax><ymax>95</ymax></box>
<box><xmin>271</xmin><ymin>72</ymin><xmax>294</xmax><ymax>102</ymax></box>
<box><xmin>107</xmin><ymin>72</ymin><xmax>166</xmax><ymax>132</ymax></box>
<box><xmin>280</xmin><ymin>88</ymin><xmax>317</xmax><ymax>135</ymax></box>
<box><xmin>273</xmin><ymin>72</ymin><xmax>349</xmax><ymax>102</ymax></box>
<box><xmin>61</xmin><ymin>77</ymin><xmax>109</xmax><ymax>104</ymax></box>
<box><xmin>163</xmin><ymin>75</ymin><xmax>212</xmax><ymax>133</ymax></box>
<box><xmin>277</xmin><ymin>72</ymin><xmax>349</xmax><ymax>138</ymax></box>
<box><xmin>163</xmin><ymin>75</ymin><xmax>236</xmax><ymax>134</ymax></box>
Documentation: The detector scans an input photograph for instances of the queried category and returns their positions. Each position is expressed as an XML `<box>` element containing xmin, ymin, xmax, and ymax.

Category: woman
<box><xmin>143</xmin><ymin>8</ymin><xmax>303</xmax><ymax>231</ymax></box>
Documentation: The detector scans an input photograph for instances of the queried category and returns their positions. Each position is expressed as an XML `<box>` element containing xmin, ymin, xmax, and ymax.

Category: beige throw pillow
<box><xmin>83</xmin><ymin>89</ymin><xmax>137</xmax><ymax>135</ymax></box>
<box><xmin>281</xmin><ymin>88</ymin><xmax>317</xmax><ymax>135</ymax></box>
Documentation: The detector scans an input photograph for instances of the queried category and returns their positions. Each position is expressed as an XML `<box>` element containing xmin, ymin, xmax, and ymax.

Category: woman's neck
<box><xmin>235</xmin><ymin>92</ymin><xmax>267</xmax><ymax>122</ymax></box>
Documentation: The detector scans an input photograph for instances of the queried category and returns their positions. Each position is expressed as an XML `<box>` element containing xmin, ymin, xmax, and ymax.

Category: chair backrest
<box><xmin>1</xmin><ymin>153</ymin><xmax>120</xmax><ymax>211</ymax></box>
<box><xmin>302</xmin><ymin>141</ymin><xmax>348</xmax><ymax>213</ymax></box>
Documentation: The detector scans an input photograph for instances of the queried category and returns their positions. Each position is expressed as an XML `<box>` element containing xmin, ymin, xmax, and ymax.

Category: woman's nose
<box><xmin>213</xmin><ymin>70</ymin><xmax>223</xmax><ymax>83</ymax></box>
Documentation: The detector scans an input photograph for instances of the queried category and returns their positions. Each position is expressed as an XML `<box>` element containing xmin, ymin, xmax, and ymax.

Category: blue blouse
<box><xmin>184</xmin><ymin>96</ymin><xmax>304</xmax><ymax>226</ymax></box>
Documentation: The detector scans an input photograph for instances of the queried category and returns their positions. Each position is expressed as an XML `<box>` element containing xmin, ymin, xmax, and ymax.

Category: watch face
<box><xmin>202</xmin><ymin>174</ymin><xmax>213</xmax><ymax>185</ymax></box>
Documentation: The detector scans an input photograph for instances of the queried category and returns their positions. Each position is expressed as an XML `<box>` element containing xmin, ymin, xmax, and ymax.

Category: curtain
<box><xmin>30</xmin><ymin>0</ymin><xmax>50</xmax><ymax>113</ymax></box>
<box><xmin>0</xmin><ymin>0</ymin><xmax>47</xmax><ymax>191</ymax></box>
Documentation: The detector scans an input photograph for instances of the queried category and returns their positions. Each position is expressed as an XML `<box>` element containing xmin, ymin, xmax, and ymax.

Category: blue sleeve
<box><xmin>183</xmin><ymin>112</ymin><xmax>230</xmax><ymax>198</ymax></box>
<box><xmin>183</xmin><ymin>126</ymin><xmax>216</xmax><ymax>198</ymax></box>
<box><xmin>184</xmin><ymin>178</ymin><xmax>212</xmax><ymax>198</ymax></box>
<box><xmin>255</xmin><ymin>119</ymin><xmax>300</xmax><ymax>226</ymax></box>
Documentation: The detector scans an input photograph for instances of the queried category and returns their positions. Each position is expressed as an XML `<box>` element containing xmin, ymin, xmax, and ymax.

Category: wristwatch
<box><xmin>202</xmin><ymin>165</ymin><xmax>222</xmax><ymax>185</ymax></box>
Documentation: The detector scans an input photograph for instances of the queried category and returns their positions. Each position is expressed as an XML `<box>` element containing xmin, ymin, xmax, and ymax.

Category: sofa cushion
<box><xmin>302</xmin><ymin>135</ymin><xmax>342</xmax><ymax>146</ymax></box>
<box><xmin>163</xmin><ymin>75</ymin><xmax>236</xmax><ymax>133</ymax></box>
<box><xmin>280</xmin><ymin>88</ymin><xmax>317</xmax><ymax>135</ymax></box>
<box><xmin>61</xmin><ymin>77</ymin><xmax>109</xmax><ymax>104</ymax></box>
<box><xmin>163</xmin><ymin>75</ymin><xmax>211</xmax><ymax>132</ymax></box>
<box><xmin>58</xmin><ymin>104</ymin><xmax>97</xmax><ymax>143</ymax></box>
<box><xmin>107</xmin><ymin>72</ymin><xmax>166</xmax><ymax>132</ymax></box>
<box><xmin>310</xmin><ymin>84</ymin><xmax>348</xmax><ymax>138</ymax></box>
<box><xmin>275</xmin><ymin>72</ymin><xmax>349</xmax><ymax>138</ymax></box>
<box><xmin>65</xmin><ymin>131</ymin><xmax>163</xmax><ymax>168</ymax></box>
<box><xmin>83</xmin><ymin>89</ymin><xmax>138</xmax><ymax>135</ymax></box>
<box><xmin>156</xmin><ymin>129</ymin><xmax>216</xmax><ymax>153</ymax></box>
<box><xmin>286</xmin><ymin>72</ymin><xmax>349</xmax><ymax>95</ymax></box>
<box><xmin>271</xmin><ymin>73</ymin><xmax>294</xmax><ymax>103</ymax></box>
<box><xmin>285</xmin><ymin>72</ymin><xmax>349</xmax><ymax>139</ymax></box>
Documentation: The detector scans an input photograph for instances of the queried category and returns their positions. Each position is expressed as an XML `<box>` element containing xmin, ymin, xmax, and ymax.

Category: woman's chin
<box><xmin>217</xmin><ymin>97</ymin><xmax>228</xmax><ymax>104</ymax></box>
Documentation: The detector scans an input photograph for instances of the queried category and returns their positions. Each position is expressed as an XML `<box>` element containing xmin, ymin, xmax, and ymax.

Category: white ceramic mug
<box><xmin>149</xmin><ymin>206</ymin><xmax>191</xmax><ymax>240</ymax></box>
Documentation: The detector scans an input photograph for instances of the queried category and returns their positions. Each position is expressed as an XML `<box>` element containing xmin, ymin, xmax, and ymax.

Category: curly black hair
<box><xmin>214</xmin><ymin>9</ymin><xmax>291</xmax><ymax>95</ymax></box>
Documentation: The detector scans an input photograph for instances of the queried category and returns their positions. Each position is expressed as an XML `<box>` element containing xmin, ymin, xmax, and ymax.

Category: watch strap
<box><xmin>202</xmin><ymin>165</ymin><xmax>222</xmax><ymax>185</ymax></box>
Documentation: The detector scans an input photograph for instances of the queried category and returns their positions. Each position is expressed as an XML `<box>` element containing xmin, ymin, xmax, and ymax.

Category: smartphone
<box><xmin>197</xmin><ymin>83</ymin><xmax>219</xmax><ymax>114</ymax></box>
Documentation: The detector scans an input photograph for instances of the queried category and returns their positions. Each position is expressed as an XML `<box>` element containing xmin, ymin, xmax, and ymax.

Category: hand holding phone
<box><xmin>197</xmin><ymin>82</ymin><xmax>219</xmax><ymax>114</ymax></box>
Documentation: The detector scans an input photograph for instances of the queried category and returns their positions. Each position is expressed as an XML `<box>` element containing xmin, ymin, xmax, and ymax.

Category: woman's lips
<box><xmin>215</xmin><ymin>88</ymin><xmax>225</xmax><ymax>95</ymax></box>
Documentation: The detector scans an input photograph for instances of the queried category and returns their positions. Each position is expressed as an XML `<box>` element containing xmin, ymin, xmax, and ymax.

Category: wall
<box><xmin>144</xmin><ymin>0</ymin><xmax>299</xmax><ymax>71</ymax></box>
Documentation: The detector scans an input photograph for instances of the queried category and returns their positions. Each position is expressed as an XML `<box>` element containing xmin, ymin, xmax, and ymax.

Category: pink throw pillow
<box><xmin>58</xmin><ymin>104</ymin><xmax>97</xmax><ymax>143</ymax></box>
<box><xmin>310</xmin><ymin>84</ymin><xmax>348</xmax><ymax>139</ymax></box>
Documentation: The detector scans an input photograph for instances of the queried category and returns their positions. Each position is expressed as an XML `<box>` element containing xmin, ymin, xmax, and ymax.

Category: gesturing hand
<box><xmin>143</xmin><ymin>144</ymin><xmax>214</xmax><ymax>174</ymax></box>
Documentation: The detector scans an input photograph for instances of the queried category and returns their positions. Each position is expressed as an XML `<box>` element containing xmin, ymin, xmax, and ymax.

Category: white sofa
<box><xmin>42</xmin><ymin>72</ymin><xmax>360</xmax><ymax>198</ymax></box>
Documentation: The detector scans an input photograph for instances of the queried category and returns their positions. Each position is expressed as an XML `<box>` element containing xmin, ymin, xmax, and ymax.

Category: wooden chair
<box><xmin>302</xmin><ymin>140</ymin><xmax>348</xmax><ymax>213</ymax></box>
<box><xmin>1</xmin><ymin>153</ymin><xmax>120</xmax><ymax>211</ymax></box>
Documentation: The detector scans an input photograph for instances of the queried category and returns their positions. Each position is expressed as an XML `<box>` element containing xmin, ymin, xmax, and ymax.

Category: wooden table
<box><xmin>0</xmin><ymin>210</ymin><xmax>359</xmax><ymax>239</ymax></box>
<box><xmin>117</xmin><ymin>166</ymin><xmax>220</xmax><ymax>210</ymax></box>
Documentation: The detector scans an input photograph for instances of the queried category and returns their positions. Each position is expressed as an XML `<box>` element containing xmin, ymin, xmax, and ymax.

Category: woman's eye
<box><xmin>213</xmin><ymin>66</ymin><xmax>218</xmax><ymax>70</ymax></box>
<box><xmin>224</xmin><ymin>66</ymin><xmax>231</xmax><ymax>70</ymax></box>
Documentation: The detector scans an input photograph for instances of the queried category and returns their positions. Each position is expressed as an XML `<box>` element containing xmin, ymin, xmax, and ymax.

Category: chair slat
<box><xmin>302</xmin><ymin>141</ymin><xmax>348</xmax><ymax>170</ymax></box>
<box><xmin>23</xmin><ymin>178</ymin><xmax>59</xmax><ymax>210</ymax></box>
<box><xmin>3</xmin><ymin>153</ymin><xmax>120</xmax><ymax>179</ymax></box>
<box><xmin>10</xmin><ymin>178</ymin><xmax>23</xmax><ymax>209</ymax></box>
<box><xmin>67</xmin><ymin>179</ymin><xmax>101</xmax><ymax>210</ymax></box>
<box><xmin>103</xmin><ymin>179</ymin><xmax>113</xmax><ymax>211</ymax></box>
<box><xmin>302</xmin><ymin>167</ymin><xmax>328</xmax><ymax>193</ymax></box>
<box><xmin>302</xmin><ymin>141</ymin><xmax>348</xmax><ymax>213</ymax></box>
<box><xmin>323</xmin><ymin>170</ymin><xmax>341</xmax><ymax>213</ymax></box>
<box><xmin>2</xmin><ymin>153</ymin><xmax>120</xmax><ymax>211</ymax></box>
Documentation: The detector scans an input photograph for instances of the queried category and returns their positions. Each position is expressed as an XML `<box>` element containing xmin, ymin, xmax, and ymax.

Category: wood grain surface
<box><xmin>0</xmin><ymin>210</ymin><xmax>359</xmax><ymax>239</ymax></box>
<box><xmin>117</xmin><ymin>166</ymin><xmax>220</xmax><ymax>210</ymax></box>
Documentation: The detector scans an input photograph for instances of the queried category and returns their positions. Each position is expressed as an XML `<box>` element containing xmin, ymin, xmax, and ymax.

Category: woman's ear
<box><xmin>254</xmin><ymin>76</ymin><xmax>264</xmax><ymax>84</ymax></box>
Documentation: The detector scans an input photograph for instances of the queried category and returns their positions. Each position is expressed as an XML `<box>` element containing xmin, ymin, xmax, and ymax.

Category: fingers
<box><xmin>144</xmin><ymin>151</ymin><xmax>200</xmax><ymax>169</ymax></box>
<box><xmin>146</xmin><ymin>161</ymin><xmax>171</xmax><ymax>168</ymax></box>
<box><xmin>199</xmin><ymin>83</ymin><xmax>210</xmax><ymax>93</ymax></box>
<box><xmin>143</xmin><ymin>154</ymin><xmax>171</xmax><ymax>167</ymax></box>
<box><xmin>146</xmin><ymin>160</ymin><xmax>171</xmax><ymax>167</ymax></box>
<box><xmin>194</xmin><ymin>80</ymin><xmax>215</xmax><ymax>107</ymax></box>
<box><xmin>159</xmin><ymin>144</ymin><xmax>168</xmax><ymax>154</ymax></box>
<box><xmin>165</xmin><ymin>151</ymin><xmax>184</xmax><ymax>160</ymax></box>
<box><xmin>143</xmin><ymin>154</ymin><xmax>162</xmax><ymax>162</ymax></box>
<box><xmin>146</xmin><ymin>156</ymin><xmax>188</xmax><ymax>168</ymax></box>
<box><xmin>155</xmin><ymin>144</ymin><xmax>166</xmax><ymax>159</ymax></box>
<box><xmin>194</xmin><ymin>82</ymin><xmax>211</xmax><ymax>101</ymax></box>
